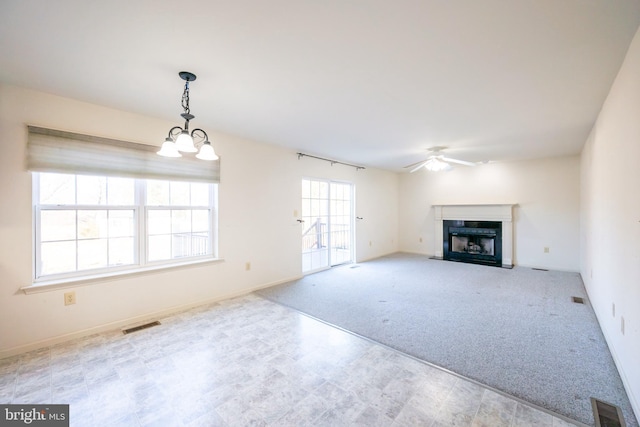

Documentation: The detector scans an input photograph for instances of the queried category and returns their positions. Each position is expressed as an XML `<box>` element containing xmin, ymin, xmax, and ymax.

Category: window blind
<box><xmin>26</xmin><ymin>125</ymin><xmax>220</xmax><ymax>183</ymax></box>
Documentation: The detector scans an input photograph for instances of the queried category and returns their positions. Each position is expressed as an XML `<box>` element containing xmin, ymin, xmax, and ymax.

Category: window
<box><xmin>34</xmin><ymin>172</ymin><xmax>217</xmax><ymax>281</ymax></box>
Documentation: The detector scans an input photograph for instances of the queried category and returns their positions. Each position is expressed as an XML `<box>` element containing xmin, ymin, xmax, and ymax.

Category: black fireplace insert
<box><xmin>443</xmin><ymin>220</ymin><xmax>502</xmax><ymax>267</ymax></box>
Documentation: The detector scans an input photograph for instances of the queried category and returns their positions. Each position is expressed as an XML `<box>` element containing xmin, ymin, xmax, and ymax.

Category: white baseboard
<box><xmin>356</xmin><ymin>250</ymin><xmax>406</xmax><ymax>263</ymax></box>
<box><xmin>396</xmin><ymin>250</ymin><xmax>433</xmax><ymax>257</ymax></box>
<box><xmin>356</xmin><ymin>250</ymin><xmax>431</xmax><ymax>263</ymax></box>
<box><xmin>516</xmin><ymin>263</ymin><xmax>579</xmax><ymax>273</ymax></box>
<box><xmin>0</xmin><ymin>275</ymin><xmax>302</xmax><ymax>360</ymax></box>
<box><xmin>583</xmin><ymin>276</ymin><xmax>639</xmax><ymax>423</ymax></box>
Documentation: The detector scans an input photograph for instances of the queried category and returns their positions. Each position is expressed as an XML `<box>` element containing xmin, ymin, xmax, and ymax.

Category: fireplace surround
<box><xmin>434</xmin><ymin>204</ymin><xmax>515</xmax><ymax>268</ymax></box>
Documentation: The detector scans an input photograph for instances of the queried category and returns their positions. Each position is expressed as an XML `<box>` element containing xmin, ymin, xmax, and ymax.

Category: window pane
<box><xmin>170</xmin><ymin>181</ymin><xmax>190</xmax><ymax>206</ymax></box>
<box><xmin>172</xmin><ymin>210</ymin><xmax>191</xmax><ymax>233</ymax></box>
<box><xmin>191</xmin><ymin>183</ymin><xmax>209</xmax><ymax>206</ymax></box>
<box><xmin>148</xmin><ymin>210</ymin><xmax>171</xmax><ymax>235</ymax></box>
<box><xmin>148</xmin><ymin>235</ymin><xmax>171</xmax><ymax>261</ymax></box>
<box><xmin>109</xmin><ymin>210</ymin><xmax>134</xmax><ymax>237</ymax></box>
<box><xmin>78</xmin><ymin>210</ymin><xmax>108</xmax><ymax>239</ymax></box>
<box><xmin>107</xmin><ymin>177</ymin><xmax>135</xmax><ymax>205</ymax></box>
<box><xmin>192</xmin><ymin>210</ymin><xmax>209</xmax><ymax>232</ymax></box>
<box><xmin>77</xmin><ymin>175</ymin><xmax>107</xmax><ymax>205</ymax></box>
<box><xmin>302</xmin><ymin>179</ymin><xmax>310</xmax><ymax>198</ymax></box>
<box><xmin>78</xmin><ymin>239</ymin><xmax>108</xmax><ymax>270</ymax></box>
<box><xmin>172</xmin><ymin>234</ymin><xmax>192</xmax><ymax>258</ymax></box>
<box><xmin>311</xmin><ymin>200</ymin><xmax>320</xmax><ymax>217</ymax></box>
<box><xmin>333</xmin><ymin>183</ymin><xmax>343</xmax><ymax>200</ymax></box>
<box><xmin>109</xmin><ymin>237</ymin><xmax>134</xmax><ymax>266</ymax></box>
<box><xmin>302</xmin><ymin>199</ymin><xmax>311</xmax><ymax>217</ymax></box>
<box><xmin>41</xmin><ymin>241</ymin><xmax>76</xmax><ymax>275</ymax></box>
<box><xmin>319</xmin><ymin>182</ymin><xmax>329</xmax><ymax>198</ymax></box>
<box><xmin>39</xmin><ymin>173</ymin><xmax>75</xmax><ymax>204</ymax></box>
<box><xmin>35</xmin><ymin>173</ymin><xmax>215</xmax><ymax>279</ymax></box>
<box><xmin>41</xmin><ymin>211</ymin><xmax>76</xmax><ymax>241</ymax></box>
<box><xmin>311</xmin><ymin>181</ymin><xmax>319</xmax><ymax>198</ymax></box>
<box><xmin>147</xmin><ymin>180</ymin><xmax>170</xmax><ymax>206</ymax></box>
<box><xmin>192</xmin><ymin>232</ymin><xmax>209</xmax><ymax>256</ymax></box>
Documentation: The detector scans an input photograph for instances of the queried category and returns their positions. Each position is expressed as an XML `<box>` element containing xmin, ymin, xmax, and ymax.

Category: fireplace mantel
<box><xmin>433</xmin><ymin>204</ymin><xmax>516</xmax><ymax>267</ymax></box>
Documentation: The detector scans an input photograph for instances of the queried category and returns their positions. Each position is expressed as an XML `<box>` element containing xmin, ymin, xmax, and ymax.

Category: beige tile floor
<box><xmin>0</xmin><ymin>294</ymin><xmax>583</xmax><ymax>426</ymax></box>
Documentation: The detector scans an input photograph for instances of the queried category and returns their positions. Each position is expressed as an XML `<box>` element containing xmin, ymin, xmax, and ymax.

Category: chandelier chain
<box><xmin>181</xmin><ymin>81</ymin><xmax>190</xmax><ymax>115</ymax></box>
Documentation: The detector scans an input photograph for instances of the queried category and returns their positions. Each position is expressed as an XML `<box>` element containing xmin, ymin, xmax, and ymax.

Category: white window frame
<box><xmin>31</xmin><ymin>172</ymin><xmax>219</xmax><ymax>286</ymax></box>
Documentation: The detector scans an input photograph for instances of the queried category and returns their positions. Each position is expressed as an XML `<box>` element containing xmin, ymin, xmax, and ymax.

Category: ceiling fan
<box><xmin>404</xmin><ymin>147</ymin><xmax>476</xmax><ymax>172</ymax></box>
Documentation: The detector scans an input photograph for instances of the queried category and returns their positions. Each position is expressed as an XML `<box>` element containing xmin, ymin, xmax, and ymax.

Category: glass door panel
<box><xmin>329</xmin><ymin>182</ymin><xmax>353</xmax><ymax>266</ymax></box>
<box><xmin>301</xmin><ymin>179</ymin><xmax>353</xmax><ymax>273</ymax></box>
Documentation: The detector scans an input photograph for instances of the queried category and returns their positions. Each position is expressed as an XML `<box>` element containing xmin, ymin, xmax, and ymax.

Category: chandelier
<box><xmin>157</xmin><ymin>71</ymin><xmax>218</xmax><ymax>161</ymax></box>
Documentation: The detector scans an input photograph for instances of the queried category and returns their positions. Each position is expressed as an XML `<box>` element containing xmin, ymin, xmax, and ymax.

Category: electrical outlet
<box><xmin>369</xmin><ymin>241</ymin><xmax>372</xmax><ymax>247</ymax></box>
<box><xmin>621</xmin><ymin>316</ymin><xmax>625</xmax><ymax>335</ymax></box>
<box><xmin>544</xmin><ymin>247</ymin><xmax>549</xmax><ymax>253</ymax></box>
<box><xmin>293</xmin><ymin>209</ymin><xmax>298</xmax><ymax>217</ymax></box>
<box><xmin>245</xmin><ymin>262</ymin><xmax>251</xmax><ymax>271</ymax></box>
<box><xmin>64</xmin><ymin>291</ymin><xmax>76</xmax><ymax>306</ymax></box>
<box><xmin>419</xmin><ymin>237</ymin><xmax>423</xmax><ymax>243</ymax></box>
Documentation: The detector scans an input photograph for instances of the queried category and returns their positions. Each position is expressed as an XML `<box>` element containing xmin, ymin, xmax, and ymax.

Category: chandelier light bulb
<box><xmin>196</xmin><ymin>143</ymin><xmax>219</xmax><ymax>161</ymax></box>
<box><xmin>157</xmin><ymin>138</ymin><xmax>182</xmax><ymax>158</ymax></box>
<box><xmin>175</xmin><ymin>130</ymin><xmax>197</xmax><ymax>152</ymax></box>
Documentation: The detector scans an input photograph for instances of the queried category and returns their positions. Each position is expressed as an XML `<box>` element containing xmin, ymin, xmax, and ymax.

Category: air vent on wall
<box><xmin>122</xmin><ymin>321</ymin><xmax>161</xmax><ymax>335</ymax></box>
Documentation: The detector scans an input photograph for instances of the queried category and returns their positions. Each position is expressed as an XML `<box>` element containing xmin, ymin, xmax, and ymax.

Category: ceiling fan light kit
<box><xmin>423</xmin><ymin>158</ymin><xmax>452</xmax><ymax>172</ymax></box>
<box><xmin>157</xmin><ymin>71</ymin><xmax>219</xmax><ymax>161</ymax></box>
<box><xmin>405</xmin><ymin>147</ymin><xmax>476</xmax><ymax>173</ymax></box>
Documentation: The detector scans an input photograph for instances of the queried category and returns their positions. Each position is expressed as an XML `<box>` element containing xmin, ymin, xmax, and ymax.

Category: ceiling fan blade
<box><xmin>409</xmin><ymin>160</ymin><xmax>429</xmax><ymax>173</ymax></box>
<box><xmin>441</xmin><ymin>156</ymin><xmax>476</xmax><ymax>166</ymax></box>
<box><xmin>403</xmin><ymin>159</ymin><xmax>429</xmax><ymax>169</ymax></box>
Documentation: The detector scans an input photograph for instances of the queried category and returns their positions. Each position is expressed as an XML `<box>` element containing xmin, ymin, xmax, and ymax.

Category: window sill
<box><xmin>22</xmin><ymin>258</ymin><xmax>225</xmax><ymax>294</ymax></box>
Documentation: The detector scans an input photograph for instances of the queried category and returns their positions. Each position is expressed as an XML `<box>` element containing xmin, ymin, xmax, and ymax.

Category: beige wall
<box><xmin>398</xmin><ymin>156</ymin><xmax>581</xmax><ymax>271</ymax></box>
<box><xmin>0</xmin><ymin>84</ymin><xmax>399</xmax><ymax>355</ymax></box>
<box><xmin>580</xmin><ymin>26</ymin><xmax>640</xmax><ymax>418</ymax></box>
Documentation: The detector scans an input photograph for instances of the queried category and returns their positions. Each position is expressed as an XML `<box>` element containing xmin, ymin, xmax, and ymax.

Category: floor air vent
<box><xmin>122</xmin><ymin>321</ymin><xmax>161</xmax><ymax>335</ymax></box>
<box><xmin>572</xmin><ymin>296</ymin><xmax>585</xmax><ymax>304</ymax></box>
<box><xmin>350</xmin><ymin>265</ymin><xmax>360</xmax><ymax>269</ymax></box>
<box><xmin>592</xmin><ymin>398</ymin><xmax>626</xmax><ymax>427</ymax></box>
<box><xmin>532</xmin><ymin>267</ymin><xmax>549</xmax><ymax>271</ymax></box>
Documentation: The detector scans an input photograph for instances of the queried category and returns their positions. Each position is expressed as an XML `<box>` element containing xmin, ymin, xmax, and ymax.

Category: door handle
<box><xmin>297</xmin><ymin>219</ymin><xmax>305</xmax><ymax>223</ymax></box>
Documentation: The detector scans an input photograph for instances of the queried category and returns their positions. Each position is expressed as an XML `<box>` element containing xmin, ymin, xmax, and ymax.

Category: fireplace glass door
<box><xmin>443</xmin><ymin>221</ymin><xmax>502</xmax><ymax>267</ymax></box>
<box><xmin>451</xmin><ymin>235</ymin><xmax>495</xmax><ymax>256</ymax></box>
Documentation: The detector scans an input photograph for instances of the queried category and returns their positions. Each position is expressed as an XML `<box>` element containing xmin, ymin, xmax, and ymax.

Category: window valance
<box><xmin>27</xmin><ymin>125</ymin><xmax>220</xmax><ymax>183</ymax></box>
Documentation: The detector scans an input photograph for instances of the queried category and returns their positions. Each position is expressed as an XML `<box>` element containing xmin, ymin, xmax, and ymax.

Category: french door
<box><xmin>301</xmin><ymin>178</ymin><xmax>354</xmax><ymax>273</ymax></box>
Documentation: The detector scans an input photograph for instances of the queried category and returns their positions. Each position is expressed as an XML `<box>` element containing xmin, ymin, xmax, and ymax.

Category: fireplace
<box><xmin>433</xmin><ymin>204</ymin><xmax>515</xmax><ymax>268</ymax></box>
<box><xmin>443</xmin><ymin>220</ymin><xmax>502</xmax><ymax>267</ymax></box>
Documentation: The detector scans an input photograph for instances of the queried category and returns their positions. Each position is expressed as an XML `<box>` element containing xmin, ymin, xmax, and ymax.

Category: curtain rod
<box><xmin>296</xmin><ymin>152</ymin><xmax>365</xmax><ymax>170</ymax></box>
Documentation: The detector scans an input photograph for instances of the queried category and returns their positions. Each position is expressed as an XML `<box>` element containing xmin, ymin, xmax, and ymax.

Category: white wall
<box><xmin>0</xmin><ymin>84</ymin><xmax>398</xmax><ymax>356</ymax></box>
<box><xmin>398</xmin><ymin>156</ymin><xmax>581</xmax><ymax>271</ymax></box>
<box><xmin>580</xmin><ymin>26</ymin><xmax>640</xmax><ymax>418</ymax></box>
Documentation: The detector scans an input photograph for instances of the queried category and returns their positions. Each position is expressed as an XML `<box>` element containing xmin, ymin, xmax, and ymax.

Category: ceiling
<box><xmin>1</xmin><ymin>1</ymin><xmax>639</xmax><ymax>172</ymax></box>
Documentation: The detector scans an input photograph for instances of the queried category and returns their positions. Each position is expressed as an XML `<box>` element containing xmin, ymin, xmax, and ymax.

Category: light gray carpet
<box><xmin>256</xmin><ymin>253</ymin><xmax>637</xmax><ymax>427</ymax></box>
